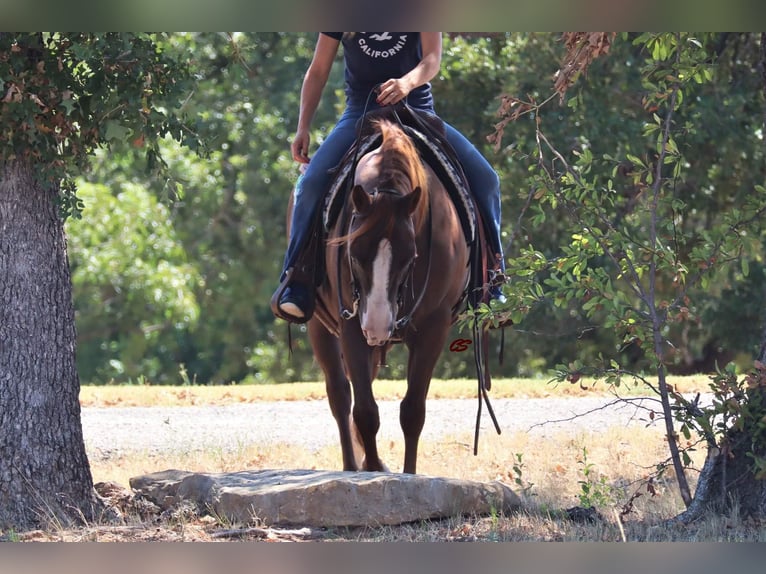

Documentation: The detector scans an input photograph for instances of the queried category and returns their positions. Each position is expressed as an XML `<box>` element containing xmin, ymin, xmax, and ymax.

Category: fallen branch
<box><xmin>211</xmin><ymin>526</ymin><xmax>320</xmax><ymax>541</ymax></box>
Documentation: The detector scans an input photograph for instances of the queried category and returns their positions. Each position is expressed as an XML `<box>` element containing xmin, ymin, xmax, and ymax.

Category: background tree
<box><xmin>0</xmin><ymin>33</ymin><xmax>199</xmax><ymax>529</ymax></box>
<box><xmin>64</xmin><ymin>33</ymin><xmax>766</xmax><ymax>386</ymax></box>
<box><xmin>66</xmin><ymin>182</ymin><xmax>200</xmax><ymax>384</ymax></box>
<box><xmin>492</xmin><ymin>32</ymin><xmax>766</xmax><ymax>375</ymax></box>
<box><xmin>78</xmin><ymin>33</ymin><xmax>324</xmax><ymax>384</ymax></box>
<box><xmin>490</xmin><ymin>32</ymin><xmax>766</xmax><ymax>518</ymax></box>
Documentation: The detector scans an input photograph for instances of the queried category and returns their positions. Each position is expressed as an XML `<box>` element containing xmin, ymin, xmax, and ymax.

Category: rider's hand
<box><xmin>376</xmin><ymin>78</ymin><xmax>410</xmax><ymax>106</ymax></box>
<box><xmin>291</xmin><ymin>130</ymin><xmax>311</xmax><ymax>164</ymax></box>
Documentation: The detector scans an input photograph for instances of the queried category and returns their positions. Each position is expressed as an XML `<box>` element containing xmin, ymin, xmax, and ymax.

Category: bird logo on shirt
<box><xmin>368</xmin><ymin>32</ymin><xmax>393</xmax><ymax>42</ymax></box>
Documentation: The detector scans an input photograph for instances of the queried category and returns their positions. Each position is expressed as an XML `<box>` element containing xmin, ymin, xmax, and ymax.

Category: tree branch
<box><xmin>526</xmin><ymin>395</ymin><xmax>661</xmax><ymax>432</ymax></box>
<box><xmin>647</xmin><ymin>33</ymin><xmax>692</xmax><ymax>508</ymax></box>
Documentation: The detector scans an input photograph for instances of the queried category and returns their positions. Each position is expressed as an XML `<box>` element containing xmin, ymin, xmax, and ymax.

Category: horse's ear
<box><xmin>406</xmin><ymin>187</ymin><xmax>423</xmax><ymax>215</ymax></box>
<box><xmin>351</xmin><ymin>185</ymin><xmax>372</xmax><ymax>214</ymax></box>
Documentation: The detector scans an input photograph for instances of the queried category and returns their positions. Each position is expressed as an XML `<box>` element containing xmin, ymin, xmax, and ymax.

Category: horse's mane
<box><xmin>375</xmin><ymin>118</ymin><xmax>429</xmax><ymax>228</ymax></box>
<box><xmin>330</xmin><ymin>119</ymin><xmax>428</xmax><ymax>246</ymax></box>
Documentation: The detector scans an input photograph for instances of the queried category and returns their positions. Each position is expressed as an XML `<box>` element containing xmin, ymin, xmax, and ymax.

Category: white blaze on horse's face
<box><xmin>360</xmin><ymin>238</ymin><xmax>394</xmax><ymax>346</ymax></box>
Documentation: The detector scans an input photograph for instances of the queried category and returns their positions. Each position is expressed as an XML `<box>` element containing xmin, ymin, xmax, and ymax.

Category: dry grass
<box><xmin>78</xmin><ymin>375</ymin><xmax>712</xmax><ymax>407</ymax></box>
<box><xmin>83</xmin><ymin>419</ymin><xmax>766</xmax><ymax>542</ymax></box>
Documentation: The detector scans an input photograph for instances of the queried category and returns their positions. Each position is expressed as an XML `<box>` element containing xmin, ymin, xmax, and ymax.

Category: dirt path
<box><xmin>82</xmin><ymin>395</ymin><xmax>661</xmax><ymax>458</ymax></box>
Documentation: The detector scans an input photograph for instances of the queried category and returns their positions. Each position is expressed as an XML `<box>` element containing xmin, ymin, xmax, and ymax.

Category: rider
<box><xmin>274</xmin><ymin>32</ymin><xmax>505</xmax><ymax>322</ymax></box>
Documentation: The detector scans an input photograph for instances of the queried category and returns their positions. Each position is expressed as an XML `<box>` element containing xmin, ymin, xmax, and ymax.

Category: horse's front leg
<box><xmin>308</xmin><ymin>319</ymin><xmax>358</xmax><ymax>470</ymax></box>
<box><xmin>340</xmin><ymin>319</ymin><xmax>387</xmax><ymax>472</ymax></box>
<box><xmin>400</xmin><ymin>312</ymin><xmax>452</xmax><ymax>474</ymax></box>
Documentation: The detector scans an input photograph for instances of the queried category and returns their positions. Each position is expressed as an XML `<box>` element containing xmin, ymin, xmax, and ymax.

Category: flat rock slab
<box><xmin>130</xmin><ymin>469</ymin><xmax>521</xmax><ymax>527</ymax></box>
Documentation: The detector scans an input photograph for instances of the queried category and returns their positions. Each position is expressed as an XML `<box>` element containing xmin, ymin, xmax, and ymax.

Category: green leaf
<box><xmin>104</xmin><ymin>120</ymin><xmax>133</xmax><ymax>143</ymax></box>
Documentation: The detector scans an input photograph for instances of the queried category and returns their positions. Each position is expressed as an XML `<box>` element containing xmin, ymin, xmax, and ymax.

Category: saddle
<box><xmin>324</xmin><ymin>105</ymin><xmax>477</xmax><ymax>247</ymax></box>
<box><xmin>325</xmin><ymin>104</ymin><xmax>497</xmax><ymax>311</ymax></box>
<box><xmin>271</xmin><ymin>104</ymin><xmax>499</xmax><ymax>325</ymax></box>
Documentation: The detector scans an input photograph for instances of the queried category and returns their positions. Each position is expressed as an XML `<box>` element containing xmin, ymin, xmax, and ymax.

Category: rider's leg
<box><xmin>276</xmin><ymin>105</ymin><xmax>365</xmax><ymax>319</ymax></box>
<box><xmin>441</xmin><ymin>122</ymin><xmax>506</xmax><ymax>300</ymax></box>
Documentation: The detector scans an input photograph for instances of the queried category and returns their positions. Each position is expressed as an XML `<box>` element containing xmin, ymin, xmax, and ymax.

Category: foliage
<box><xmin>66</xmin><ymin>182</ymin><xmax>200</xmax><ymax>384</ymax></box>
<box><xmin>672</xmin><ymin>362</ymin><xmax>766</xmax><ymax>477</ymax></box>
<box><xmin>576</xmin><ymin>446</ymin><xmax>618</xmax><ymax>509</ymax></box>
<box><xmin>28</xmin><ymin>33</ymin><xmax>765</xmax><ymax>386</ymax></box>
<box><xmin>484</xmin><ymin>33</ymin><xmax>766</xmax><ymax>377</ymax></box>
<box><xmin>0</xmin><ymin>33</ymin><xmax>201</xmax><ymax>217</ymax></box>
<box><xmin>510</xmin><ymin>452</ymin><xmax>536</xmax><ymax>497</ymax></box>
<box><xmin>79</xmin><ymin>33</ymin><xmax>323</xmax><ymax>383</ymax></box>
<box><xmin>488</xmin><ymin>32</ymin><xmax>766</xmax><ymax>509</ymax></box>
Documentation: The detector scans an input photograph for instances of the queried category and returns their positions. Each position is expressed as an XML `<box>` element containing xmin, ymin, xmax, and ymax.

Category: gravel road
<box><xmin>82</xmin><ymin>395</ymin><xmax>664</xmax><ymax>459</ymax></box>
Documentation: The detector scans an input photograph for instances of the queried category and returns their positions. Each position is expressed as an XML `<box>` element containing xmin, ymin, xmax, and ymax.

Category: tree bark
<box><xmin>0</xmin><ymin>160</ymin><xmax>98</xmax><ymax>530</ymax></box>
<box><xmin>678</xmin><ymin>413</ymin><xmax>766</xmax><ymax>523</ymax></box>
<box><xmin>676</xmin><ymin>297</ymin><xmax>766</xmax><ymax>523</ymax></box>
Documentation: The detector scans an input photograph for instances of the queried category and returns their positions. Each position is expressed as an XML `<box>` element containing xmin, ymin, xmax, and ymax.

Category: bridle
<box><xmin>338</xmin><ymin>186</ymin><xmax>433</xmax><ymax>337</ymax></box>
<box><xmin>335</xmin><ymin>88</ymin><xmax>435</xmax><ymax>335</ymax></box>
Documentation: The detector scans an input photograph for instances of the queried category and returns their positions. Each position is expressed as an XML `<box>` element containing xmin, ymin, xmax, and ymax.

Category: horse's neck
<box><xmin>354</xmin><ymin>149</ymin><xmax>383</xmax><ymax>186</ymax></box>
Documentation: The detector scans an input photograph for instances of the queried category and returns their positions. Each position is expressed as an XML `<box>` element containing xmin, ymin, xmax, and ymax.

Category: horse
<box><xmin>306</xmin><ymin>114</ymin><xmax>473</xmax><ymax>474</ymax></box>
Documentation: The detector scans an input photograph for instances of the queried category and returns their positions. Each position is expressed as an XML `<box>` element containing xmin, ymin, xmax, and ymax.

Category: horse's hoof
<box><xmin>361</xmin><ymin>457</ymin><xmax>390</xmax><ymax>472</ymax></box>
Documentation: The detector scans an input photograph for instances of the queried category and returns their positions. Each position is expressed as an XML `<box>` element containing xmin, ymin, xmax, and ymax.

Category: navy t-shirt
<box><xmin>322</xmin><ymin>32</ymin><xmax>434</xmax><ymax>110</ymax></box>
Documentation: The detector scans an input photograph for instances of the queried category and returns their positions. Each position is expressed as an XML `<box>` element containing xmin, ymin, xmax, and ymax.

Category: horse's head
<box><xmin>347</xmin><ymin>184</ymin><xmax>422</xmax><ymax>346</ymax></box>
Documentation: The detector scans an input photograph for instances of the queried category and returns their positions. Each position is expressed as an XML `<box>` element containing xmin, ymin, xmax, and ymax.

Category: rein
<box><xmin>336</xmin><ymin>88</ymin><xmax>379</xmax><ymax>322</ymax></box>
<box><xmin>394</xmin><ymin>187</ymin><xmax>432</xmax><ymax>332</ymax></box>
<box><xmin>332</xmin><ymin>96</ymin><xmax>502</xmax><ymax>455</ymax></box>
<box><xmin>468</xmin><ymin>213</ymin><xmax>502</xmax><ymax>454</ymax></box>
<box><xmin>472</xmin><ymin>318</ymin><xmax>502</xmax><ymax>454</ymax></box>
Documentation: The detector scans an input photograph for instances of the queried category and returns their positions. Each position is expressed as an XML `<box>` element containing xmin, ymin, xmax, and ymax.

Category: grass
<box><xmin>50</xmin><ymin>374</ymin><xmax>762</xmax><ymax>541</ymax></box>
<box><xmin>78</xmin><ymin>374</ymin><xmax>712</xmax><ymax>407</ymax></box>
<box><xmin>84</xmin><ymin>423</ymin><xmax>766</xmax><ymax>542</ymax></box>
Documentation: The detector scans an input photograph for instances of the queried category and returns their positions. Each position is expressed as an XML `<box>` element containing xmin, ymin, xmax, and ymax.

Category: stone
<box><xmin>130</xmin><ymin>469</ymin><xmax>521</xmax><ymax>527</ymax></box>
<box><xmin>95</xmin><ymin>479</ymin><xmax>161</xmax><ymax>522</ymax></box>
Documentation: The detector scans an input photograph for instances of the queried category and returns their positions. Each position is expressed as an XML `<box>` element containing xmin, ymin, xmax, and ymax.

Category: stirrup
<box><xmin>270</xmin><ymin>269</ymin><xmax>315</xmax><ymax>324</ymax></box>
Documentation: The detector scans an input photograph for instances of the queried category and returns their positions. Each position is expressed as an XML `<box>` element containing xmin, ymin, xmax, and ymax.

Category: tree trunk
<box><xmin>0</xmin><ymin>160</ymin><xmax>98</xmax><ymax>530</ymax></box>
<box><xmin>709</xmin><ymin>424</ymin><xmax>766</xmax><ymax>517</ymax></box>
<box><xmin>678</xmin><ymin>411</ymin><xmax>766</xmax><ymax>522</ymax></box>
<box><xmin>676</xmin><ymin>292</ymin><xmax>766</xmax><ymax>523</ymax></box>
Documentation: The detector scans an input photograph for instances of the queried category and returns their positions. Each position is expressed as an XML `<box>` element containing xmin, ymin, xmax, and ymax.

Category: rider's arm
<box><xmin>292</xmin><ymin>34</ymin><xmax>340</xmax><ymax>163</ymax></box>
<box><xmin>404</xmin><ymin>32</ymin><xmax>442</xmax><ymax>89</ymax></box>
<box><xmin>377</xmin><ymin>32</ymin><xmax>442</xmax><ymax>106</ymax></box>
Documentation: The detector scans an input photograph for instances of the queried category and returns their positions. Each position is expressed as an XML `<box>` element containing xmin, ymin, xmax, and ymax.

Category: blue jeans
<box><xmin>281</xmin><ymin>101</ymin><xmax>504</xmax><ymax>279</ymax></box>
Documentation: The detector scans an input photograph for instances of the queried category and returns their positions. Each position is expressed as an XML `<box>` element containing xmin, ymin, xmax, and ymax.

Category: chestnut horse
<box><xmin>308</xmin><ymin>117</ymin><xmax>470</xmax><ymax>474</ymax></box>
